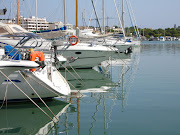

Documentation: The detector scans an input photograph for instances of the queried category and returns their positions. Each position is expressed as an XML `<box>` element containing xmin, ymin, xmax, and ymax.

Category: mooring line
<box><xmin>0</xmin><ymin>70</ymin><xmax>57</xmax><ymax>124</ymax></box>
<box><xmin>19</xmin><ymin>71</ymin><xmax>59</xmax><ymax>121</ymax></box>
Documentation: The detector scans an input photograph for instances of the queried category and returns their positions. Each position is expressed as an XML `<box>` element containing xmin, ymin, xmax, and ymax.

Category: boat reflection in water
<box><xmin>55</xmin><ymin>47</ymin><xmax>140</xmax><ymax>135</ymax></box>
<box><xmin>0</xmin><ymin>99</ymin><xmax>72</xmax><ymax>135</ymax></box>
<box><xmin>100</xmin><ymin>46</ymin><xmax>140</xmax><ymax>101</ymax></box>
<box><xmin>60</xmin><ymin>68</ymin><xmax>116</xmax><ymax>95</ymax></box>
<box><xmin>0</xmin><ymin>46</ymin><xmax>141</xmax><ymax>135</ymax></box>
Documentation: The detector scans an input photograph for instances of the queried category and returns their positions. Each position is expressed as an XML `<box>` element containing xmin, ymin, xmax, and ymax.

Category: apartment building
<box><xmin>18</xmin><ymin>16</ymin><xmax>49</xmax><ymax>31</ymax></box>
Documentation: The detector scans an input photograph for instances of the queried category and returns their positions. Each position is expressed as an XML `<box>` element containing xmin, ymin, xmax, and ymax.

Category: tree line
<box><xmin>125</xmin><ymin>27</ymin><xmax>180</xmax><ymax>39</ymax></box>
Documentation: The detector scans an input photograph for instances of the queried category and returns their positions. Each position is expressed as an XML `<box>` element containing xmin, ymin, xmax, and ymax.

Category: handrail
<box><xmin>1</xmin><ymin>33</ymin><xmax>42</xmax><ymax>60</ymax></box>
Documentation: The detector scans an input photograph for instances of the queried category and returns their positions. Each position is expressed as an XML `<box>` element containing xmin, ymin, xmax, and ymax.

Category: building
<box><xmin>16</xmin><ymin>16</ymin><xmax>49</xmax><ymax>31</ymax></box>
<box><xmin>48</xmin><ymin>21</ymin><xmax>64</xmax><ymax>30</ymax></box>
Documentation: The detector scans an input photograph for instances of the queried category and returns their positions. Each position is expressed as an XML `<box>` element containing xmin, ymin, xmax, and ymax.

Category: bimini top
<box><xmin>0</xmin><ymin>22</ymin><xmax>30</xmax><ymax>35</ymax></box>
<box><xmin>0</xmin><ymin>22</ymin><xmax>49</xmax><ymax>49</ymax></box>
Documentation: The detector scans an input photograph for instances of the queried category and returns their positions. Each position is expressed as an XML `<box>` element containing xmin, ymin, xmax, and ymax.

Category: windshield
<box><xmin>13</xmin><ymin>33</ymin><xmax>41</xmax><ymax>39</ymax></box>
<box><xmin>12</xmin><ymin>27</ymin><xmax>23</xmax><ymax>32</ymax></box>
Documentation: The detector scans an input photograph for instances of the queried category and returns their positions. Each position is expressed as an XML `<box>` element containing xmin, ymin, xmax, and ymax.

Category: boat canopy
<box><xmin>0</xmin><ymin>23</ymin><xmax>29</xmax><ymax>35</ymax></box>
<box><xmin>4</xmin><ymin>45</ymin><xmax>21</xmax><ymax>60</ymax></box>
<box><xmin>33</xmin><ymin>26</ymin><xmax>67</xmax><ymax>33</ymax></box>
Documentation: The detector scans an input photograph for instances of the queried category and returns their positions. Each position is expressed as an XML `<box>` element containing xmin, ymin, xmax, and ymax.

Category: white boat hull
<box><xmin>55</xmin><ymin>43</ymin><xmax>117</xmax><ymax>69</ymax></box>
<box><xmin>103</xmin><ymin>39</ymin><xmax>132</xmax><ymax>53</ymax></box>
<box><xmin>60</xmin><ymin>50</ymin><xmax>114</xmax><ymax>68</ymax></box>
<box><xmin>0</xmin><ymin>60</ymin><xmax>39</xmax><ymax>85</ymax></box>
<box><xmin>0</xmin><ymin>66</ymin><xmax>71</xmax><ymax>101</ymax></box>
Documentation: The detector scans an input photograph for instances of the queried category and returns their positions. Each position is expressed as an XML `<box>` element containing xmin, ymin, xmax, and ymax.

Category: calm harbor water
<box><xmin>1</xmin><ymin>41</ymin><xmax>180</xmax><ymax>135</ymax></box>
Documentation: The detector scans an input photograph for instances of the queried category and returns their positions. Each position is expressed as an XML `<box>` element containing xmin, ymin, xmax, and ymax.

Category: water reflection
<box><xmin>61</xmin><ymin>69</ymin><xmax>115</xmax><ymax>93</ymax></box>
<box><xmin>99</xmin><ymin>47</ymin><xmax>140</xmax><ymax>111</ymax></box>
<box><xmin>55</xmin><ymin>46</ymin><xmax>141</xmax><ymax>135</ymax></box>
<box><xmin>0</xmin><ymin>99</ymin><xmax>71</xmax><ymax>135</ymax></box>
<box><xmin>141</xmin><ymin>41</ymin><xmax>180</xmax><ymax>55</ymax></box>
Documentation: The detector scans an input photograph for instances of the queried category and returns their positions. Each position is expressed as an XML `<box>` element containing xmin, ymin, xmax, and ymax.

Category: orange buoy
<box><xmin>29</xmin><ymin>51</ymin><xmax>45</xmax><ymax>72</ymax></box>
<box><xmin>69</xmin><ymin>35</ymin><xmax>79</xmax><ymax>45</ymax></box>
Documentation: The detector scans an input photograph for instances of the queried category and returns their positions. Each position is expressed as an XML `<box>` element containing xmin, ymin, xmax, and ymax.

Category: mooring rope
<box><xmin>67</xmin><ymin>80</ymin><xmax>83</xmax><ymax>98</ymax></box>
<box><xmin>59</xmin><ymin>62</ymin><xmax>85</xmax><ymax>88</ymax></box>
<box><xmin>68</xmin><ymin>63</ymin><xmax>84</xmax><ymax>82</ymax></box>
<box><xmin>54</xmin><ymin>67</ymin><xmax>84</xmax><ymax>98</ymax></box>
<box><xmin>18</xmin><ymin>71</ymin><xmax>59</xmax><ymax>121</ymax></box>
<box><xmin>0</xmin><ymin>70</ymin><xmax>57</xmax><ymax>124</ymax></box>
<box><xmin>57</xmin><ymin>62</ymin><xmax>86</xmax><ymax>98</ymax></box>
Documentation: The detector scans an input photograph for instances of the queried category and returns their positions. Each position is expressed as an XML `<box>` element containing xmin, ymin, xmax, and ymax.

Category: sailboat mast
<box><xmin>36</xmin><ymin>0</ymin><xmax>38</xmax><ymax>30</ymax></box>
<box><xmin>91</xmin><ymin>0</ymin><xmax>102</xmax><ymax>33</ymax></box>
<box><xmin>76</xmin><ymin>0</ymin><xmax>78</xmax><ymax>27</ymax></box>
<box><xmin>11</xmin><ymin>2</ymin><xmax>12</xmax><ymax>20</ymax></box>
<box><xmin>17</xmin><ymin>0</ymin><xmax>19</xmax><ymax>25</ymax></box>
<box><xmin>122</xmin><ymin>0</ymin><xmax>124</xmax><ymax>29</ymax></box>
<box><xmin>102</xmin><ymin>0</ymin><xmax>105</xmax><ymax>34</ymax></box>
<box><xmin>64</xmin><ymin>0</ymin><xmax>67</xmax><ymax>25</ymax></box>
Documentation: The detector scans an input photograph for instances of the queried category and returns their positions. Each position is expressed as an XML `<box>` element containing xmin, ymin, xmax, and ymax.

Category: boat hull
<box><xmin>54</xmin><ymin>42</ymin><xmax>117</xmax><ymax>69</ymax></box>
<box><xmin>0</xmin><ymin>67</ymin><xmax>71</xmax><ymax>101</ymax></box>
<box><xmin>59</xmin><ymin>49</ymin><xmax>115</xmax><ymax>69</ymax></box>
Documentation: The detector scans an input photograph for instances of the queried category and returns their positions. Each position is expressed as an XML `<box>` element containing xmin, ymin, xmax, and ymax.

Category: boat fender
<box><xmin>29</xmin><ymin>51</ymin><xmax>45</xmax><ymax>72</ymax></box>
<box><xmin>69</xmin><ymin>35</ymin><xmax>79</xmax><ymax>45</ymax></box>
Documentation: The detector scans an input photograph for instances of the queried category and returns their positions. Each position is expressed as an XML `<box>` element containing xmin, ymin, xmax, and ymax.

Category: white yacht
<box><xmin>102</xmin><ymin>37</ymin><xmax>133</xmax><ymax>53</ymax></box>
<box><xmin>101</xmin><ymin>33</ymin><xmax>141</xmax><ymax>53</ymax></box>
<box><xmin>65</xmin><ymin>28</ymin><xmax>134</xmax><ymax>54</ymax></box>
<box><xmin>0</xmin><ymin>64</ymin><xmax>70</xmax><ymax>101</ymax></box>
<box><xmin>53</xmin><ymin>40</ymin><xmax>118</xmax><ymax>69</ymax></box>
<box><xmin>0</xmin><ymin>32</ymin><xmax>71</xmax><ymax>102</ymax></box>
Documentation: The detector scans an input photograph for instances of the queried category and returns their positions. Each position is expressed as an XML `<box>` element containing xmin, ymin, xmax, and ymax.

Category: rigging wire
<box><xmin>21</xmin><ymin>0</ymin><xmax>30</xmax><ymax>18</ymax></box>
<box><xmin>28</xmin><ymin>0</ymin><xmax>33</xmax><ymax>17</ymax></box>
<box><xmin>113</xmin><ymin>0</ymin><xmax>126</xmax><ymax>39</ymax></box>
<box><xmin>127</xmin><ymin>0</ymin><xmax>140</xmax><ymax>39</ymax></box>
<box><xmin>87</xmin><ymin>0</ymin><xmax>97</xmax><ymax>29</ymax></box>
<box><xmin>12</xmin><ymin>0</ymin><xmax>16</xmax><ymax>20</ymax></box>
<box><xmin>0</xmin><ymin>0</ymin><xmax>6</xmax><ymax>8</ymax></box>
<box><xmin>125</xmin><ymin>0</ymin><xmax>138</xmax><ymax>38</ymax></box>
<box><xmin>46</xmin><ymin>0</ymin><xmax>62</xmax><ymax>22</ymax></box>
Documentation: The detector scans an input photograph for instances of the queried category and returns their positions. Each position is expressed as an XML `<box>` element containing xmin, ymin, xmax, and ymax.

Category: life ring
<box><xmin>69</xmin><ymin>35</ymin><xmax>79</xmax><ymax>45</ymax></box>
<box><xmin>29</xmin><ymin>51</ymin><xmax>45</xmax><ymax>72</ymax></box>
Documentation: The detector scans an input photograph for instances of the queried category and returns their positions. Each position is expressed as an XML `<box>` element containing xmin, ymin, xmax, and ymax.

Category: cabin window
<box><xmin>75</xmin><ymin>52</ymin><xmax>82</xmax><ymax>54</ymax></box>
<box><xmin>12</xmin><ymin>27</ymin><xmax>23</xmax><ymax>32</ymax></box>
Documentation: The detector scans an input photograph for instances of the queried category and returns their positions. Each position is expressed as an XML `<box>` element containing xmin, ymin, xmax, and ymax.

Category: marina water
<box><xmin>1</xmin><ymin>41</ymin><xmax>180</xmax><ymax>135</ymax></box>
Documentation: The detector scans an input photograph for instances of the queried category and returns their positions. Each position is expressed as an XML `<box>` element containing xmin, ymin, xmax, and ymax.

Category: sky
<box><xmin>0</xmin><ymin>0</ymin><xmax>179</xmax><ymax>29</ymax></box>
